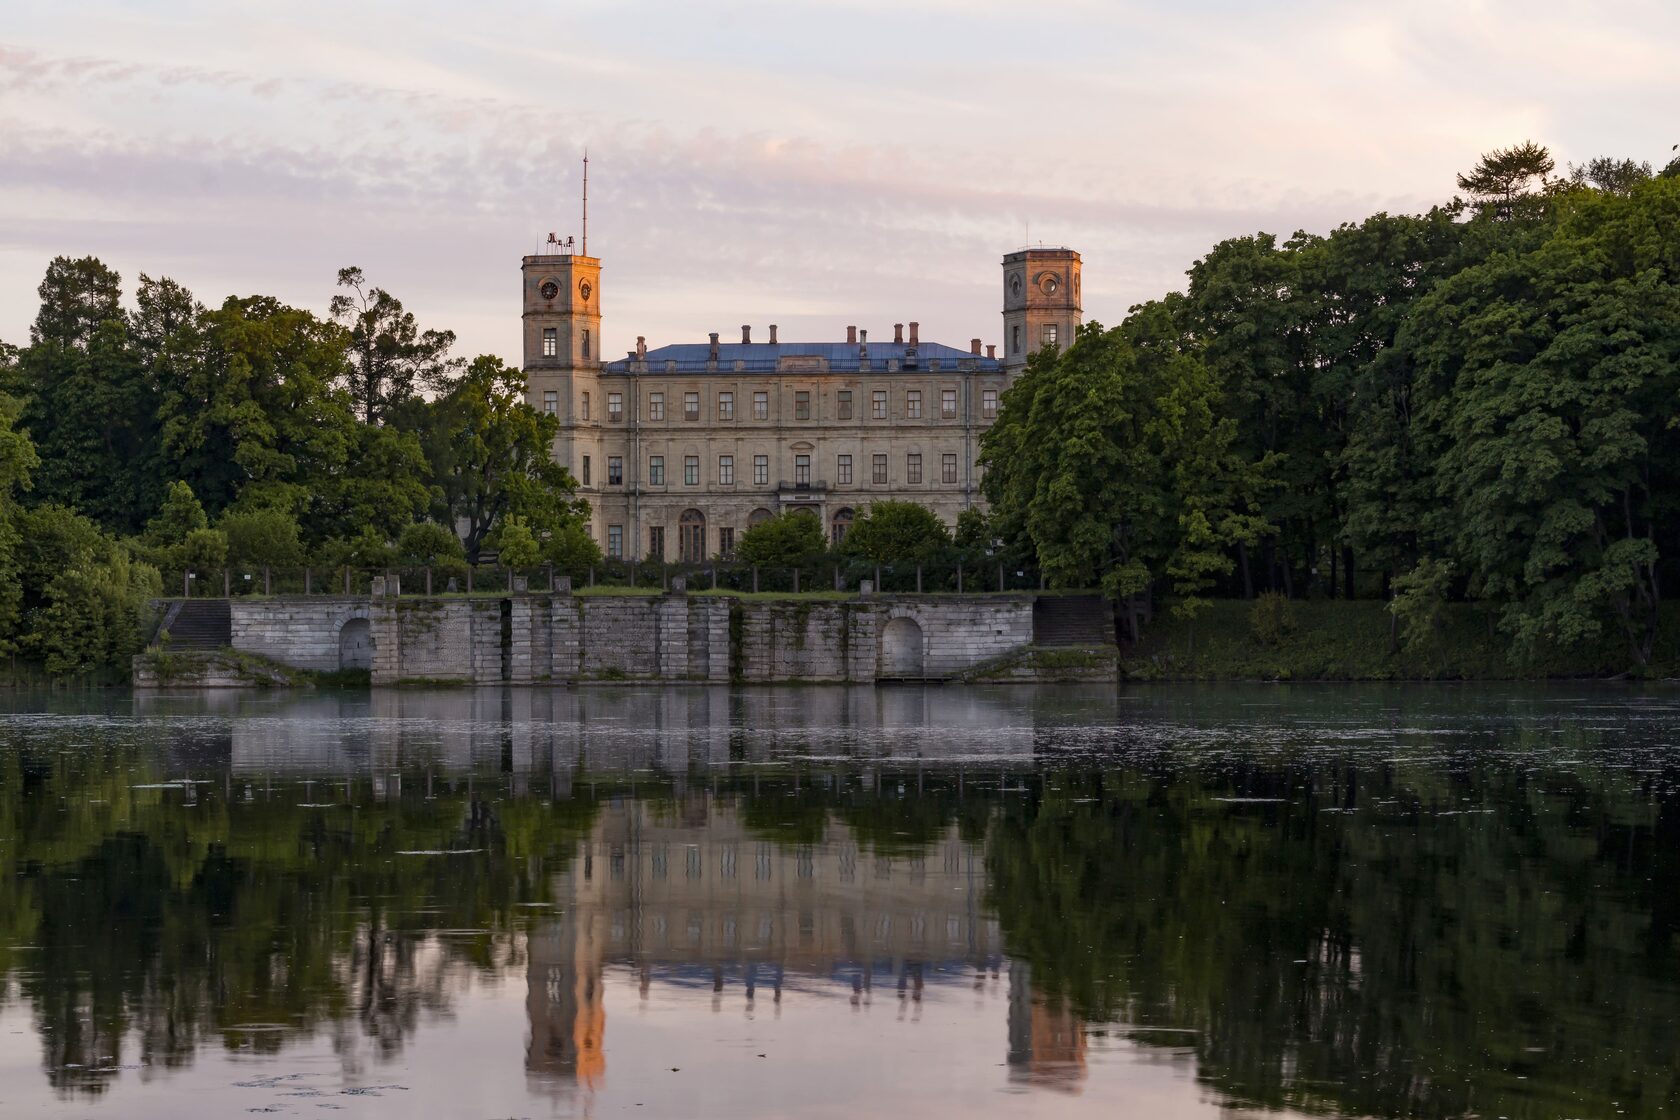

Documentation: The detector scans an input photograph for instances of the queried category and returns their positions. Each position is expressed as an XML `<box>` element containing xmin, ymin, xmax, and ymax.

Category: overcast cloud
<box><xmin>1</xmin><ymin>0</ymin><xmax>1674</xmax><ymax>361</ymax></box>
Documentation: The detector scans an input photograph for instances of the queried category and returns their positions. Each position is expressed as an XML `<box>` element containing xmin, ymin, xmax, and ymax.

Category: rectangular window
<box><xmin>838</xmin><ymin>390</ymin><xmax>853</xmax><ymax>419</ymax></box>
<box><xmin>1042</xmin><ymin>324</ymin><xmax>1057</xmax><ymax>347</ymax></box>
<box><xmin>871</xmin><ymin>390</ymin><xmax>887</xmax><ymax>420</ymax></box>
<box><xmin>684</xmin><ymin>455</ymin><xmax>699</xmax><ymax>486</ymax></box>
<box><xmin>718</xmin><ymin>392</ymin><xmax>734</xmax><ymax>420</ymax></box>
<box><xmin>607</xmin><ymin>456</ymin><xmax>623</xmax><ymax>485</ymax></box>
<box><xmin>872</xmin><ymin>453</ymin><xmax>888</xmax><ymax>485</ymax></box>
<box><xmin>1012</xmin><ymin>324</ymin><xmax>1020</xmax><ymax>354</ymax></box>
<box><xmin>582</xmin><ymin>328</ymin><xmax>591</xmax><ymax>358</ymax></box>
<box><xmin>581</xmin><ymin>455</ymin><xmax>591</xmax><ymax>486</ymax></box>
<box><xmin>649</xmin><ymin>455</ymin><xmax>665</xmax><ymax>486</ymax></box>
<box><xmin>982</xmin><ymin>389</ymin><xmax>997</xmax><ymax>418</ymax></box>
<box><xmin>581</xmin><ymin>391</ymin><xmax>590</xmax><ymax>420</ymax></box>
<box><xmin>942</xmin><ymin>453</ymin><xmax>958</xmax><ymax>484</ymax></box>
<box><xmin>795</xmin><ymin>455</ymin><xmax>811</xmax><ymax>486</ymax></box>
<box><xmin>753</xmin><ymin>455</ymin><xmax>769</xmax><ymax>486</ymax></box>
<box><xmin>719</xmin><ymin>455</ymin><xmax>734</xmax><ymax>485</ymax></box>
<box><xmin>837</xmin><ymin>454</ymin><xmax>852</xmax><ymax>485</ymax></box>
<box><xmin>542</xmin><ymin>327</ymin><xmax>557</xmax><ymax>357</ymax></box>
<box><xmin>542</xmin><ymin>390</ymin><xmax>558</xmax><ymax>415</ymax></box>
<box><xmin>607</xmin><ymin>524</ymin><xmax>623</xmax><ymax>558</ymax></box>
<box><xmin>608</xmin><ymin>392</ymin><xmax>623</xmax><ymax>423</ymax></box>
<box><xmin>941</xmin><ymin>388</ymin><xmax>957</xmax><ymax>418</ymax></box>
<box><xmin>907</xmin><ymin>453</ymin><xmax>922</xmax><ymax>484</ymax></box>
<box><xmin>649</xmin><ymin>393</ymin><xmax>664</xmax><ymax>422</ymax></box>
<box><xmin>648</xmin><ymin>526</ymin><xmax>664</xmax><ymax>561</ymax></box>
<box><xmin>685</xmin><ymin>391</ymin><xmax>700</xmax><ymax>421</ymax></box>
<box><xmin>719</xmin><ymin>527</ymin><xmax>735</xmax><ymax>556</ymax></box>
<box><xmin>906</xmin><ymin>390</ymin><xmax>922</xmax><ymax>419</ymax></box>
<box><xmin>794</xmin><ymin>390</ymin><xmax>811</xmax><ymax>420</ymax></box>
<box><xmin>753</xmin><ymin>391</ymin><xmax>769</xmax><ymax>420</ymax></box>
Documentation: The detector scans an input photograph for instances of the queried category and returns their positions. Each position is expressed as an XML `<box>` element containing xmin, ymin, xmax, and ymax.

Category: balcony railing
<box><xmin>776</xmin><ymin>479</ymin><xmax>829</xmax><ymax>492</ymax></box>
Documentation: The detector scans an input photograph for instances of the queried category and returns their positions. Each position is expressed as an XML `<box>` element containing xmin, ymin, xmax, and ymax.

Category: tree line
<box><xmin>0</xmin><ymin>265</ymin><xmax>597</xmax><ymax>675</ymax></box>
<box><xmin>980</xmin><ymin>143</ymin><xmax>1680</xmax><ymax>664</ymax></box>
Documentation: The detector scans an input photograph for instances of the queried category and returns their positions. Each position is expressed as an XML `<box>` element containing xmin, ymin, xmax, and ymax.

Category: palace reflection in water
<box><xmin>3</xmin><ymin>683</ymin><xmax>1679</xmax><ymax>1118</ymax></box>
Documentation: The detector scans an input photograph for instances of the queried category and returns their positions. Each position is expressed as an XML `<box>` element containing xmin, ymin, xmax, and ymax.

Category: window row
<box><xmin>560</xmin><ymin>388</ymin><xmax>999</xmax><ymax>425</ymax></box>
<box><xmin>580</xmin><ymin>452</ymin><xmax>963</xmax><ymax>489</ymax></box>
<box><xmin>603</xmin><ymin>508</ymin><xmax>862</xmax><ymax>561</ymax></box>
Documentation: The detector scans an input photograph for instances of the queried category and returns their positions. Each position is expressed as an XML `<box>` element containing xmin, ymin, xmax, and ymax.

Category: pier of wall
<box><xmin>215</xmin><ymin>593</ymin><xmax>1036</xmax><ymax>685</ymax></box>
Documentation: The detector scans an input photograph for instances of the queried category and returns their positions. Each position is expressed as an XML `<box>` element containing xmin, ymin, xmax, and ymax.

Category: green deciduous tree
<box><xmin>329</xmin><ymin>267</ymin><xmax>462</xmax><ymax>425</ymax></box>
<box><xmin>839</xmin><ymin>501</ymin><xmax>950</xmax><ymax>564</ymax></box>
<box><xmin>735</xmin><ymin>511</ymin><xmax>825</xmax><ymax>568</ymax></box>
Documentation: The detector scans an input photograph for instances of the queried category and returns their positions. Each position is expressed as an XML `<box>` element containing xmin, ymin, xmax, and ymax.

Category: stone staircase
<box><xmin>158</xmin><ymin>599</ymin><xmax>232</xmax><ymax>650</ymax></box>
<box><xmin>1032</xmin><ymin>595</ymin><xmax>1115</xmax><ymax>647</ymax></box>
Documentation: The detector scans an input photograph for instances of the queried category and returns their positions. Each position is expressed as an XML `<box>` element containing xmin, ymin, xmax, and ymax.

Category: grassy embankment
<box><xmin>1120</xmin><ymin>599</ymin><xmax>1680</xmax><ymax>681</ymax></box>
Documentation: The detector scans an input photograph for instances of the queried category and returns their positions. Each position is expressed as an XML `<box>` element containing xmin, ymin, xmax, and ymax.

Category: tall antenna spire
<box><xmin>581</xmin><ymin>150</ymin><xmax>589</xmax><ymax>257</ymax></box>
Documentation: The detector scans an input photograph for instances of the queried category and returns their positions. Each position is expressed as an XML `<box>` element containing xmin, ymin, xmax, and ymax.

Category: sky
<box><xmin>1</xmin><ymin>0</ymin><xmax>1675</xmax><ymax>364</ymax></box>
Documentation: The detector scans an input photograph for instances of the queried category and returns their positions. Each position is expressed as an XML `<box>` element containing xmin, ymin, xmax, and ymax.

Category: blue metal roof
<box><xmin>605</xmin><ymin>340</ymin><xmax>1001</xmax><ymax>375</ymax></box>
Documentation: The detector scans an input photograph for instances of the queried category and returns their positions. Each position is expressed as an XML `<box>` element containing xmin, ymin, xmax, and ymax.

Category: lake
<box><xmin>0</xmin><ymin>683</ymin><xmax>1676</xmax><ymax>1118</ymax></box>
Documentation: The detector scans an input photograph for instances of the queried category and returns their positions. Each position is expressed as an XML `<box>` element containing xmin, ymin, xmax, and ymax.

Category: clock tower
<box><xmin>1001</xmin><ymin>248</ymin><xmax>1081</xmax><ymax>375</ymax></box>
<box><xmin>523</xmin><ymin>248</ymin><xmax>603</xmax><ymax>486</ymax></box>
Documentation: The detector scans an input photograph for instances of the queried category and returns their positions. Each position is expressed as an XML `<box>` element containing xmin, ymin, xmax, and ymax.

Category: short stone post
<box><xmin>223</xmin><ymin>569</ymin><xmax>231</xmax><ymax>597</ymax></box>
<box><xmin>305</xmin><ymin>567</ymin><xmax>312</xmax><ymax>594</ymax></box>
<box><xmin>875</xmin><ymin>565</ymin><xmax>881</xmax><ymax>593</ymax></box>
<box><xmin>860</xmin><ymin>579</ymin><xmax>874</xmax><ymax>597</ymax></box>
<box><xmin>916</xmin><ymin>564</ymin><xmax>923</xmax><ymax>593</ymax></box>
<box><xmin>662</xmin><ymin>564</ymin><xmax>668</xmax><ymax>593</ymax></box>
<box><xmin>546</xmin><ymin>563</ymin><xmax>555</xmax><ymax>592</ymax></box>
<box><xmin>183</xmin><ymin>571</ymin><xmax>191</xmax><ymax>598</ymax></box>
<box><xmin>467</xmin><ymin>566</ymin><xmax>474</xmax><ymax>593</ymax></box>
<box><xmin>793</xmin><ymin>567</ymin><xmax>800</xmax><ymax>594</ymax></box>
<box><xmin>512</xmin><ymin>574</ymin><xmax>528</xmax><ymax>594</ymax></box>
<box><xmin>997</xmin><ymin>563</ymin><xmax>1005</xmax><ymax>591</ymax></box>
<box><xmin>957</xmin><ymin>566</ymin><xmax>963</xmax><ymax>593</ymax></box>
<box><xmin>752</xmin><ymin>566</ymin><xmax>759</xmax><ymax>593</ymax></box>
<box><xmin>425</xmin><ymin>566</ymin><xmax>433</xmax><ymax>595</ymax></box>
<box><xmin>670</xmin><ymin>574</ymin><xmax>687</xmax><ymax>595</ymax></box>
<box><xmin>554</xmin><ymin>575</ymin><xmax>573</xmax><ymax>595</ymax></box>
<box><xmin>264</xmin><ymin>566</ymin><xmax>271</xmax><ymax>595</ymax></box>
<box><xmin>343</xmin><ymin>567</ymin><xmax>351</xmax><ymax>595</ymax></box>
<box><xmin>711</xmin><ymin>566</ymin><xmax>718</xmax><ymax>590</ymax></box>
<box><xmin>588</xmin><ymin>565</ymin><xmax>595</xmax><ymax>588</ymax></box>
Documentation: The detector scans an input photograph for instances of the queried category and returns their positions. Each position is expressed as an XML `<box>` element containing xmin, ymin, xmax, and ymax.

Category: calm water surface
<box><xmin>0</xmin><ymin>684</ymin><xmax>1677</xmax><ymax>1118</ymax></box>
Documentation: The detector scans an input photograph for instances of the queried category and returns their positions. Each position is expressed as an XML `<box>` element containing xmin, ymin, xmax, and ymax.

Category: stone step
<box><xmin>1032</xmin><ymin>595</ymin><xmax>1114</xmax><ymax>647</ymax></box>
<box><xmin>162</xmin><ymin>600</ymin><xmax>232</xmax><ymax>650</ymax></box>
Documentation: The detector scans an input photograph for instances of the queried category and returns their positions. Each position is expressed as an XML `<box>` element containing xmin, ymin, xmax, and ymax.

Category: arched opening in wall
<box><xmin>830</xmin><ymin>508</ymin><xmax>854</xmax><ymax>548</ymax></box>
<box><xmin>748</xmin><ymin>508</ymin><xmax>773</xmax><ymax>527</ymax></box>
<box><xmin>338</xmin><ymin>617</ymin><xmax>373</xmax><ymax>671</ymax></box>
<box><xmin>679</xmin><ymin>508</ymin><xmax>706</xmax><ymax>563</ymax></box>
<box><xmin>880</xmin><ymin>616</ymin><xmax>925</xmax><ymax>679</ymax></box>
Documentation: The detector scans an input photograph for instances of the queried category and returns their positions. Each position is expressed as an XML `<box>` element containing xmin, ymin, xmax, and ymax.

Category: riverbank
<box><xmin>1120</xmin><ymin>599</ymin><xmax>1680</xmax><ymax>681</ymax></box>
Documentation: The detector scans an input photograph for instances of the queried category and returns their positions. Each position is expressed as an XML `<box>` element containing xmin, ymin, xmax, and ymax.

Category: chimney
<box><xmin>970</xmin><ymin>338</ymin><xmax>982</xmax><ymax>355</ymax></box>
<box><xmin>893</xmin><ymin>323</ymin><xmax>904</xmax><ymax>344</ymax></box>
<box><xmin>769</xmin><ymin>324</ymin><xmax>778</xmax><ymax>344</ymax></box>
<box><xmin>708</xmin><ymin>332</ymin><xmax>720</xmax><ymax>361</ymax></box>
<box><xmin>636</xmin><ymin>336</ymin><xmax>647</xmax><ymax>358</ymax></box>
<box><xmin>847</xmin><ymin>325</ymin><xmax>857</xmax><ymax>345</ymax></box>
<box><xmin>986</xmin><ymin>344</ymin><xmax>996</xmax><ymax>359</ymax></box>
<box><xmin>859</xmin><ymin>328</ymin><xmax>869</xmax><ymax>368</ymax></box>
<box><xmin>742</xmin><ymin>325</ymin><xmax>752</xmax><ymax>344</ymax></box>
<box><xmin>909</xmin><ymin>321</ymin><xmax>919</xmax><ymax>346</ymax></box>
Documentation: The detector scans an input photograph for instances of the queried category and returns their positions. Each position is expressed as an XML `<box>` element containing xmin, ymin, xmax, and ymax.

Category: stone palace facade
<box><xmin>521</xmin><ymin>245</ymin><xmax>1081</xmax><ymax>562</ymax></box>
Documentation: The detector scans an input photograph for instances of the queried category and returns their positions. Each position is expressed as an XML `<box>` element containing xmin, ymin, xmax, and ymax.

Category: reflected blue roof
<box><xmin>605</xmin><ymin>340</ymin><xmax>1000</xmax><ymax>375</ymax></box>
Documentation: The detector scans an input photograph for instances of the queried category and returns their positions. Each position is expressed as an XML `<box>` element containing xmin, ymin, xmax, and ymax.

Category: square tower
<box><xmin>522</xmin><ymin>252</ymin><xmax>603</xmax><ymax>479</ymax></box>
<box><xmin>1001</xmin><ymin>248</ymin><xmax>1081</xmax><ymax>373</ymax></box>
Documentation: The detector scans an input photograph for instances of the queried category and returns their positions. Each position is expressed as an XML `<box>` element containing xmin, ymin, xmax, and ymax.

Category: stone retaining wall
<box><xmin>218</xmin><ymin>593</ymin><xmax>1037</xmax><ymax>685</ymax></box>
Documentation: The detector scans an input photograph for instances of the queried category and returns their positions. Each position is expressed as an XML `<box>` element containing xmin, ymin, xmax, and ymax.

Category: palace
<box><xmin>520</xmin><ymin>244</ymin><xmax>1082</xmax><ymax>561</ymax></box>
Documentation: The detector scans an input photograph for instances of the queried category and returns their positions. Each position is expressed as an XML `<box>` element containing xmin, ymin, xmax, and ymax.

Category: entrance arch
<box><xmin>679</xmin><ymin>508</ymin><xmax>706</xmax><ymax>562</ymax></box>
<box><xmin>880</xmin><ymin>616</ymin><xmax>924</xmax><ymax>678</ymax></box>
<box><xmin>338</xmin><ymin>617</ymin><xmax>373</xmax><ymax>671</ymax></box>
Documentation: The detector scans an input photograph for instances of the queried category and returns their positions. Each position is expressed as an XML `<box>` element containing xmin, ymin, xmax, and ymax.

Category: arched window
<box><xmin>679</xmin><ymin>509</ymin><xmax>706</xmax><ymax>563</ymax></box>
<box><xmin>748</xmin><ymin>507</ymin><xmax>773</xmax><ymax>527</ymax></box>
<box><xmin>831</xmin><ymin>507</ymin><xmax>854</xmax><ymax>547</ymax></box>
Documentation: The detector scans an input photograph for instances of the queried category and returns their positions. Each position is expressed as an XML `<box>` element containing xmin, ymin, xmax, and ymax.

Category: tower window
<box><xmin>581</xmin><ymin>455</ymin><xmax>591</xmax><ymax>486</ymax></box>
<box><xmin>542</xmin><ymin>328</ymin><xmax>557</xmax><ymax>357</ymax></box>
<box><xmin>1042</xmin><ymin>324</ymin><xmax>1058</xmax><ymax>347</ymax></box>
<box><xmin>1012</xmin><ymin>325</ymin><xmax>1020</xmax><ymax>354</ymax></box>
<box><xmin>542</xmin><ymin>390</ymin><xmax>557</xmax><ymax>415</ymax></box>
<box><xmin>581</xmin><ymin>391</ymin><xmax>590</xmax><ymax>420</ymax></box>
<box><xmin>582</xmin><ymin>328</ymin><xmax>591</xmax><ymax>359</ymax></box>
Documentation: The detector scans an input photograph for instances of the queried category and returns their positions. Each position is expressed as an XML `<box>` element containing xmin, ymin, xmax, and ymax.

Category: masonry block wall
<box><xmin>229</xmin><ymin>593</ymin><xmax>1034</xmax><ymax>684</ymax></box>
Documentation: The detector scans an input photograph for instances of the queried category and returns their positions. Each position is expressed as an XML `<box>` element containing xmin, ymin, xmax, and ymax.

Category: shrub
<box><xmin>841</xmin><ymin>501</ymin><xmax>951</xmax><ymax>565</ymax></box>
<box><xmin>490</xmin><ymin>515</ymin><xmax>541</xmax><ymax>569</ymax></box>
<box><xmin>543</xmin><ymin>520</ymin><xmax>603</xmax><ymax>581</ymax></box>
<box><xmin>395</xmin><ymin>521</ymin><xmax>466</xmax><ymax>566</ymax></box>
<box><xmin>1249</xmin><ymin>591</ymin><xmax>1298</xmax><ymax>646</ymax></box>
<box><xmin>180</xmin><ymin>528</ymin><xmax>228</xmax><ymax>571</ymax></box>
<box><xmin>735</xmin><ymin>511</ymin><xmax>825</xmax><ymax>567</ymax></box>
<box><xmin>219</xmin><ymin>508</ymin><xmax>305</xmax><ymax>570</ymax></box>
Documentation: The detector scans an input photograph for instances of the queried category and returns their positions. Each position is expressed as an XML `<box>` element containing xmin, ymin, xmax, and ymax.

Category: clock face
<box><xmin>579</xmin><ymin>279</ymin><xmax>593</xmax><ymax>302</ymax></box>
<box><xmin>539</xmin><ymin>280</ymin><xmax>559</xmax><ymax>300</ymax></box>
<box><xmin>1009</xmin><ymin>274</ymin><xmax>1023</xmax><ymax>298</ymax></box>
